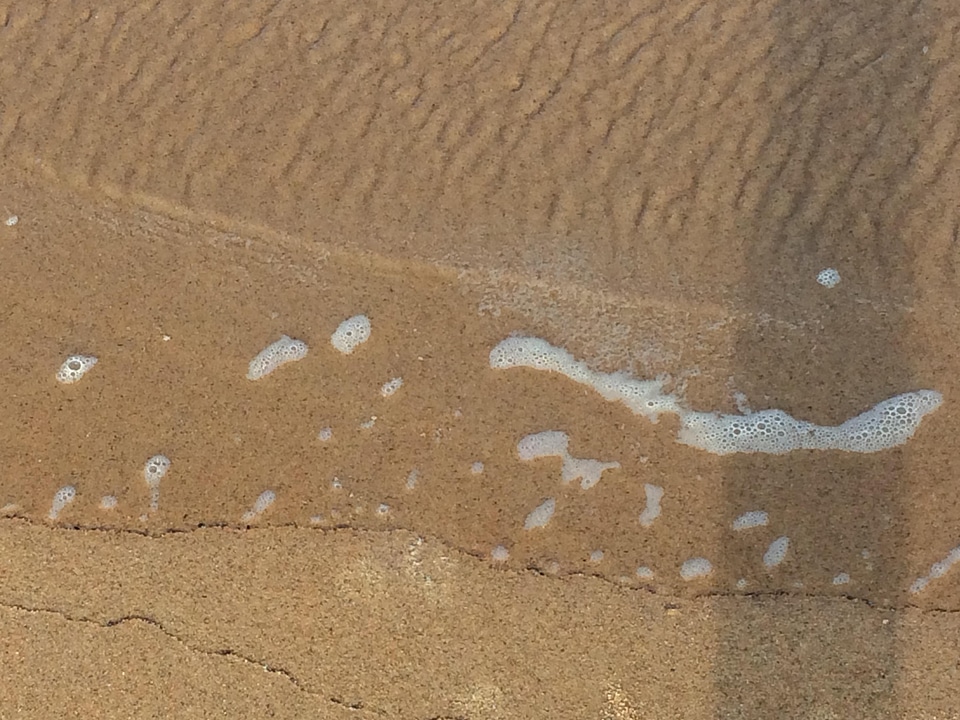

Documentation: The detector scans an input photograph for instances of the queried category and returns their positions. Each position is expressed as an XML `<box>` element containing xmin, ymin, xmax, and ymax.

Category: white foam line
<box><xmin>490</xmin><ymin>335</ymin><xmax>942</xmax><ymax>455</ymax></box>
<box><xmin>910</xmin><ymin>545</ymin><xmax>960</xmax><ymax>594</ymax></box>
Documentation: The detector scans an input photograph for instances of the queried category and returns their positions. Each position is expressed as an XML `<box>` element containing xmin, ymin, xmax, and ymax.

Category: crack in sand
<box><xmin>0</xmin><ymin>600</ymin><xmax>383</xmax><ymax>716</ymax></box>
<box><xmin>3</xmin><ymin>515</ymin><xmax>957</xmax><ymax>614</ymax></box>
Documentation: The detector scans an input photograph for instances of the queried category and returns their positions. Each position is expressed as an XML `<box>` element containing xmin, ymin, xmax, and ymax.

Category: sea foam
<box><xmin>490</xmin><ymin>335</ymin><xmax>942</xmax><ymax>455</ymax></box>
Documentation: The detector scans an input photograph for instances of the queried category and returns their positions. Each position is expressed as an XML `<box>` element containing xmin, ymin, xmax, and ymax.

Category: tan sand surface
<box><xmin>1</xmin><ymin>0</ymin><xmax>960</xmax><ymax>716</ymax></box>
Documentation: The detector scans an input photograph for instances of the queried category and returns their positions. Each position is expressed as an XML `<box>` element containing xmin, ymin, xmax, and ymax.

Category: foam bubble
<box><xmin>331</xmin><ymin>314</ymin><xmax>371</xmax><ymax>354</ymax></box>
<box><xmin>832</xmin><ymin>572</ymin><xmax>851</xmax><ymax>585</ymax></box>
<box><xmin>99</xmin><ymin>495</ymin><xmax>118</xmax><ymax>510</ymax></box>
<box><xmin>5</xmin><ymin>215</ymin><xmax>18</xmax><ymax>226</ymax></box>
<box><xmin>491</xmin><ymin>545</ymin><xmax>510</xmax><ymax>561</ymax></box>
<box><xmin>680</xmin><ymin>557</ymin><xmax>713</xmax><ymax>580</ymax></box>
<box><xmin>638</xmin><ymin>484</ymin><xmax>664</xmax><ymax>527</ymax></box>
<box><xmin>48</xmin><ymin>485</ymin><xmax>77</xmax><ymax>520</ymax></box>
<box><xmin>317</xmin><ymin>427</ymin><xmax>333</xmax><ymax>441</ymax></box>
<box><xmin>763</xmin><ymin>536</ymin><xmax>790</xmax><ymax>568</ymax></box>
<box><xmin>56</xmin><ymin>355</ymin><xmax>98</xmax><ymax>384</ymax></box>
<box><xmin>523</xmin><ymin>497</ymin><xmax>556</xmax><ymax>530</ymax></box>
<box><xmin>517</xmin><ymin>431</ymin><xmax>619</xmax><ymax>490</ymax></box>
<box><xmin>589</xmin><ymin>549</ymin><xmax>605</xmax><ymax>563</ymax></box>
<box><xmin>562</xmin><ymin>457</ymin><xmax>620</xmax><ymax>490</ymax></box>
<box><xmin>517</xmin><ymin>430</ymin><xmax>569</xmax><ymax>460</ymax></box>
<box><xmin>246</xmin><ymin>335</ymin><xmax>308</xmax><ymax>380</ymax></box>
<box><xmin>829</xmin><ymin>390</ymin><xmax>944</xmax><ymax>453</ymax></box>
<box><xmin>491</xmin><ymin>337</ymin><xmax>940</xmax><ymax>456</ymax></box>
<box><xmin>470</xmin><ymin>461</ymin><xmax>485</xmax><ymax>474</ymax></box>
<box><xmin>910</xmin><ymin>544</ymin><xmax>960</xmax><ymax>593</ymax></box>
<box><xmin>636</xmin><ymin>566</ymin><xmax>655</xmax><ymax>579</ymax></box>
<box><xmin>732</xmin><ymin>510</ymin><xmax>769</xmax><ymax>531</ymax></box>
<box><xmin>679</xmin><ymin>409</ymin><xmax>820</xmax><ymax>455</ymax></box>
<box><xmin>143</xmin><ymin>454</ymin><xmax>170</xmax><ymax>513</ymax></box>
<box><xmin>678</xmin><ymin>390</ymin><xmax>942</xmax><ymax>455</ymax></box>
<box><xmin>241</xmin><ymin>489</ymin><xmax>276</xmax><ymax>522</ymax></box>
<box><xmin>405</xmin><ymin>469</ymin><xmax>420</xmax><ymax>490</ymax></box>
<box><xmin>490</xmin><ymin>336</ymin><xmax>680</xmax><ymax>421</ymax></box>
<box><xmin>817</xmin><ymin>268</ymin><xmax>841</xmax><ymax>288</ymax></box>
<box><xmin>380</xmin><ymin>377</ymin><xmax>403</xmax><ymax>397</ymax></box>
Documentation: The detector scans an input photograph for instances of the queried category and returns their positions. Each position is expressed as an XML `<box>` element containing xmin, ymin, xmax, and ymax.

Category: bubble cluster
<box><xmin>380</xmin><ymin>377</ymin><xmax>403</xmax><ymax>397</ymax></box>
<box><xmin>56</xmin><ymin>355</ymin><xmax>98</xmax><ymax>385</ymax></box>
<box><xmin>241</xmin><ymin>490</ymin><xmax>276</xmax><ymax>522</ymax></box>
<box><xmin>330</xmin><ymin>314</ymin><xmax>371</xmax><ymax>355</ymax></box>
<box><xmin>246</xmin><ymin>335</ymin><xmax>308</xmax><ymax>380</ymax></box>
<box><xmin>817</xmin><ymin>268</ymin><xmax>841</xmax><ymax>288</ymax></box>
<box><xmin>143</xmin><ymin>454</ymin><xmax>171</xmax><ymax>513</ymax></box>
<box><xmin>523</xmin><ymin>497</ymin><xmax>556</xmax><ymax>530</ymax></box>
<box><xmin>680</xmin><ymin>557</ymin><xmax>713</xmax><ymax>580</ymax></box>
<box><xmin>763</xmin><ymin>536</ymin><xmax>790</xmax><ymax>568</ymax></box>
<box><xmin>678</xmin><ymin>391</ymin><xmax>942</xmax><ymax>455</ymax></box>
<box><xmin>732</xmin><ymin>510</ymin><xmax>769</xmax><ymax>531</ymax></box>
<box><xmin>494</xmin><ymin>335</ymin><xmax>942</xmax><ymax>457</ymax></box>
<box><xmin>490</xmin><ymin>336</ymin><xmax>679</xmax><ymax>421</ymax></box>
<box><xmin>48</xmin><ymin>485</ymin><xmax>77</xmax><ymax>520</ymax></box>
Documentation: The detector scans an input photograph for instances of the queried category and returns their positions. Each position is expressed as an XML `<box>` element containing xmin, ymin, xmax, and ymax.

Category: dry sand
<box><xmin>1</xmin><ymin>0</ymin><xmax>960</xmax><ymax>717</ymax></box>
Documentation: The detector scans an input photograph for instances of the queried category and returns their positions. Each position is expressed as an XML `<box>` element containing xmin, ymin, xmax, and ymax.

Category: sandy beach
<box><xmin>1</xmin><ymin>0</ymin><xmax>960</xmax><ymax>717</ymax></box>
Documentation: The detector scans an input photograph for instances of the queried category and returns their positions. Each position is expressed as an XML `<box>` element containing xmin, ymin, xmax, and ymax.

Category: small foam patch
<box><xmin>517</xmin><ymin>430</ymin><xmax>569</xmax><ymax>460</ymax></box>
<box><xmin>48</xmin><ymin>485</ymin><xmax>77</xmax><ymax>520</ymax></box>
<box><xmin>331</xmin><ymin>315</ymin><xmax>371</xmax><ymax>354</ymax></box>
<box><xmin>732</xmin><ymin>510</ymin><xmax>769</xmax><ymax>530</ymax></box>
<box><xmin>638</xmin><ymin>484</ymin><xmax>664</xmax><ymax>527</ymax></box>
<box><xmin>380</xmin><ymin>377</ymin><xmax>403</xmax><ymax>397</ymax></box>
<box><xmin>680</xmin><ymin>557</ymin><xmax>713</xmax><ymax>580</ymax></box>
<box><xmin>491</xmin><ymin>545</ymin><xmax>510</xmax><ymax>561</ymax></box>
<box><xmin>561</xmin><ymin>457</ymin><xmax>620</xmax><ymax>490</ymax></box>
<box><xmin>247</xmin><ymin>335</ymin><xmax>308</xmax><ymax>380</ymax></box>
<box><xmin>241</xmin><ymin>489</ymin><xmax>276</xmax><ymax>522</ymax></box>
<box><xmin>517</xmin><ymin>431</ymin><xmax>619</xmax><ymax>490</ymax></box>
<box><xmin>910</xmin><ymin>544</ymin><xmax>960</xmax><ymax>594</ymax></box>
<box><xmin>763</xmin><ymin>536</ymin><xmax>790</xmax><ymax>568</ymax></box>
<box><xmin>523</xmin><ymin>497</ymin><xmax>556</xmax><ymax>530</ymax></box>
<box><xmin>405</xmin><ymin>469</ymin><xmax>420</xmax><ymax>490</ymax></box>
<box><xmin>56</xmin><ymin>355</ymin><xmax>98</xmax><ymax>384</ymax></box>
<box><xmin>143</xmin><ymin>454</ymin><xmax>171</xmax><ymax>513</ymax></box>
<box><xmin>817</xmin><ymin>268</ymin><xmax>841</xmax><ymax>288</ymax></box>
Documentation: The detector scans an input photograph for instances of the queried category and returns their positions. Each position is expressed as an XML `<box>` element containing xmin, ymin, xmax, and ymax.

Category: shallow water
<box><xmin>2</xmin><ymin>0</ymin><xmax>960</xmax><ymax>716</ymax></box>
<box><xmin>0</xmin><ymin>175</ymin><xmax>955</xmax><ymax>612</ymax></box>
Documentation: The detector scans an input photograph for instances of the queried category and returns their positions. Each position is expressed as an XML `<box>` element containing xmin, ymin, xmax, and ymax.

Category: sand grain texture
<box><xmin>3</xmin><ymin>521</ymin><xmax>960</xmax><ymax>719</ymax></box>
<box><xmin>1</xmin><ymin>0</ymin><xmax>960</xmax><ymax>716</ymax></box>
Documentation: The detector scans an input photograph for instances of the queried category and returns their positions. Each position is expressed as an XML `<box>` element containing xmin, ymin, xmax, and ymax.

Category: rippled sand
<box><xmin>1</xmin><ymin>0</ymin><xmax>960</xmax><ymax>717</ymax></box>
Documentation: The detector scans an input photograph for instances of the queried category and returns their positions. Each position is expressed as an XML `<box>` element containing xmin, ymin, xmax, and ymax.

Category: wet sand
<box><xmin>2</xmin><ymin>0</ymin><xmax>960</xmax><ymax>717</ymax></box>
